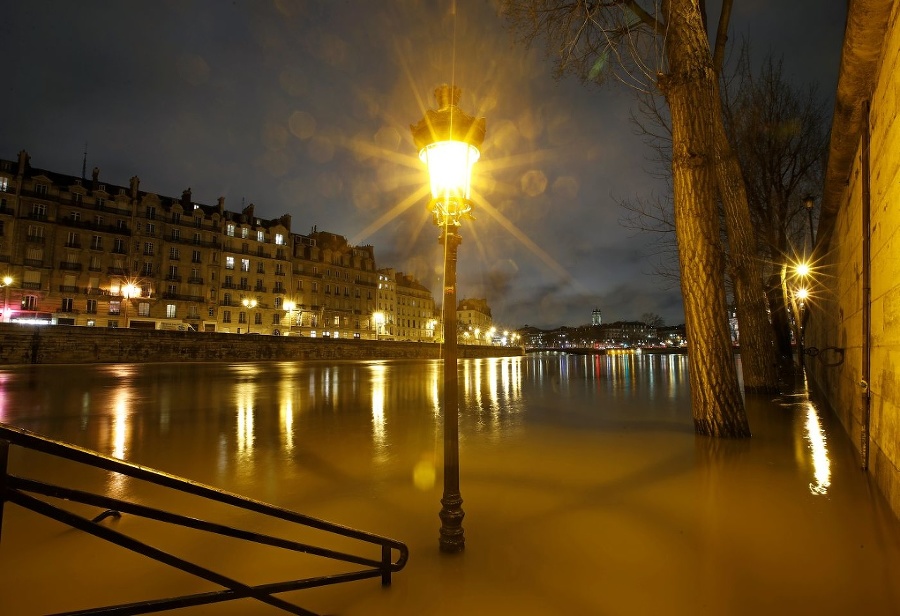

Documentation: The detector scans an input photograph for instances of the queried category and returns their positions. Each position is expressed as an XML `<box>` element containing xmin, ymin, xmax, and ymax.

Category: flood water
<box><xmin>1</xmin><ymin>353</ymin><xmax>899</xmax><ymax>615</ymax></box>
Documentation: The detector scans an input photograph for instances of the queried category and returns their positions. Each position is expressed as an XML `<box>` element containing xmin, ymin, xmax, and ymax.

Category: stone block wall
<box><xmin>806</xmin><ymin>1</ymin><xmax>900</xmax><ymax>520</ymax></box>
<box><xmin>0</xmin><ymin>324</ymin><xmax>522</xmax><ymax>366</ymax></box>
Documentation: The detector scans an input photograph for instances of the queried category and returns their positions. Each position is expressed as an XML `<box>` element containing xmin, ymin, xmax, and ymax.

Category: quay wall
<box><xmin>0</xmin><ymin>324</ymin><xmax>523</xmax><ymax>366</ymax></box>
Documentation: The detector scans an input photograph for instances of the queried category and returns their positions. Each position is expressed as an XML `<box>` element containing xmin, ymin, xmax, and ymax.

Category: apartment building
<box><xmin>0</xmin><ymin>151</ymin><xmax>426</xmax><ymax>337</ymax></box>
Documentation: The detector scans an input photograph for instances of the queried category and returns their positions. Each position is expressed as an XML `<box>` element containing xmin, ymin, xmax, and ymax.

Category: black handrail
<box><xmin>0</xmin><ymin>423</ymin><xmax>408</xmax><ymax>615</ymax></box>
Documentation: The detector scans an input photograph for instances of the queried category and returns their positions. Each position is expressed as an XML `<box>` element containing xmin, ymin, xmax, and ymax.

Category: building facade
<box><xmin>0</xmin><ymin>152</ymin><xmax>432</xmax><ymax>339</ymax></box>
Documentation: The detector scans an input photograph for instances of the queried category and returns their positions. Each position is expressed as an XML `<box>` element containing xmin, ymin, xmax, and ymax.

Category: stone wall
<box><xmin>0</xmin><ymin>324</ymin><xmax>523</xmax><ymax>366</ymax></box>
<box><xmin>806</xmin><ymin>0</ymin><xmax>900</xmax><ymax>520</ymax></box>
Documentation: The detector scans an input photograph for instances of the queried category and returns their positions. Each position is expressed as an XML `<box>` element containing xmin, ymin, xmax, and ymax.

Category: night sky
<box><xmin>0</xmin><ymin>1</ymin><xmax>846</xmax><ymax>329</ymax></box>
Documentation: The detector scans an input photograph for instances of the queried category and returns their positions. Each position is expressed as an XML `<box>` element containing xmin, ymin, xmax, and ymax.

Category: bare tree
<box><xmin>722</xmin><ymin>49</ymin><xmax>828</xmax><ymax>363</ymax></box>
<box><xmin>503</xmin><ymin>0</ymin><xmax>756</xmax><ymax>436</ymax></box>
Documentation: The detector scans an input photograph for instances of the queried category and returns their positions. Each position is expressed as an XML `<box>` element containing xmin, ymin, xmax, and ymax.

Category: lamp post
<box><xmin>1</xmin><ymin>276</ymin><xmax>12</xmax><ymax>323</ymax></box>
<box><xmin>373</xmin><ymin>311</ymin><xmax>385</xmax><ymax>340</ymax></box>
<box><xmin>121</xmin><ymin>283</ymin><xmax>137</xmax><ymax>329</ymax></box>
<box><xmin>242</xmin><ymin>298</ymin><xmax>257</xmax><ymax>334</ymax></box>
<box><xmin>803</xmin><ymin>195</ymin><xmax>816</xmax><ymax>246</ymax></box>
<box><xmin>411</xmin><ymin>83</ymin><xmax>485</xmax><ymax>553</ymax></box>
<box><xmin>284</xmin><ymin>300</ymin><xmax>296</xmax><ymax>335</ymax></box>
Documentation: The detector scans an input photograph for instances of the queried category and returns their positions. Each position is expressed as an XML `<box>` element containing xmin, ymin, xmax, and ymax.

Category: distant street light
<box><xmin>1</xmin><ymin>276</ymin><xmax>13</xmax><ymax>323</ymax></box>
<box><xmin>242</xmin><ymin>298</ymin><xmax>257</xmax><ymax>334</ymax></box>
<box><xmin>121</xmin><ymin>283</ymin><xmax>138</xmax><ymax>329</ymax></box>
<box><xmin>411</xmin><ymin>83</ymin><xmax>485</xmax><ymax>553</ymax></box>
<box><xmin>284</xmin><ymin>300</ymin><xmax>296</xmax><ymax>335</ymax></box>
<box><xmin>803</xmin><ymin>195</ymin><xmax>816</xmax><ymax>246</ymax></box>
<box><xmin>373</xmin><ymin>311</ymin><xmax>385</xmax><ymax>340</ymax></box>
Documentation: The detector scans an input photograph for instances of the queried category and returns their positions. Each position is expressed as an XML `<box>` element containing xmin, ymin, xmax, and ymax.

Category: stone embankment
<box><xmin>0</xmin><ymin>324</ymin><xmax>523</xmax><ymax>366</ymax></box>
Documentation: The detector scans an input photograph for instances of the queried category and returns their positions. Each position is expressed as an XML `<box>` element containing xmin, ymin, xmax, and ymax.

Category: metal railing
<box><xmin>0</xmin><ymin>423</ymin><xmax>408</xmax><ymax>615</ymax></box>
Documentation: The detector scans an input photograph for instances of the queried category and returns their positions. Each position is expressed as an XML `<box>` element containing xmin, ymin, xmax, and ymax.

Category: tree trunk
<box><xmin>711</xmin><ymin>121</ymin><xmax>780</xmax><ymax>393</ymax></box>
<box><xmin>660</xmin><ymin>0</ymin><xmax>749</xmax><ymax>437</ymax></box>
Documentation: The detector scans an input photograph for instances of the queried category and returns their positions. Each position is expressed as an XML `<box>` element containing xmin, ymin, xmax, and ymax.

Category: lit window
<box><xmin>241</xmin><ymin>227</ymin><xmax>249</xmax><ymax>239</ymax></box>
<box><xmin>257</xmin><ymin>230</ymin><xmax>265</xmax><ymax>242</ymax></box>
<box><xmin>166</xmin><ymin>304</ymin><xmax>176</xmax><ymax>318</ymax></box>
<box><xmin>275</xmin><ymin>233</ymin><xmax>284</xmax><ymax>245</ymax></box>
<box><xmin>226</xmin><ymin>223</ymin><xmax>235</xmax><ymax>237</ymax></box>
<box><xmin>225</xmin><ymin>256</ymin><xmax>235</xmax><ymax>270</ymax></box>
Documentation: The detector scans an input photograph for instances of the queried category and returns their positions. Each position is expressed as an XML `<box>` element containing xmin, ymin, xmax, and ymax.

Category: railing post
<box><xmin>0</xmin><ymin>437</ymin><xmax>9</xmax><ymax>540</ymax></box>
<box><xmin>381</xmin><ymin>544</ymin><xmax>391</xmax><ymax>586</ymax></box>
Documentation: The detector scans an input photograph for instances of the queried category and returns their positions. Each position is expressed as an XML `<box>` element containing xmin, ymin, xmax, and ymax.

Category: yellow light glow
<box><xmin>2</xmin><ymin>276</ymin><xmax>12</xmax><ymax>286</ymax></box>
<box><xmin>795</xmin><ymin>287</ymin><xmax>809</xmax><ymax>301</ymax></box>
<box><xmin>795</xmin><ymin>262</ymin><xmax>811</xmax><ymax>277</ymax></box>
<box><xmin>420</xmin><ymin>140</ymin><xmax>479</xmax><ymax>210</ymax></box>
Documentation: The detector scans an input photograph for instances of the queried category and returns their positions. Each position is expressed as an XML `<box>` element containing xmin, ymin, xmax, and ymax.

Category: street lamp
<box><xmin>803</xmin><ymin>195</ymin><xmax>816</xmax><ymax>246</ymax></box>
<box><xmin>1</xmin><ymin>276</ymin><xmax>12</xmax><ymax>323</ymax></box>
<box><xmin>373</xmin><ymin>311</ymin><xmax>385</xmax><ymax>340</ymax></box>
<box><xmin>284</xmin><ymin>300</ymin><xmax>296</xmax><ymax>335</ymax></box>
<box><xmin>121</xmin><ymin>283</ymin><xmax>138</xmax><ymax>329</ymax></box>
<box><xmin>242</xmin><ymin>298</ymin><xmax>257</xmax><ymax>334</ymax></box>
<box><xmin>411</xmin><ymin>83</ymin><xmax>485</xmax><ymax>553</ymax></box>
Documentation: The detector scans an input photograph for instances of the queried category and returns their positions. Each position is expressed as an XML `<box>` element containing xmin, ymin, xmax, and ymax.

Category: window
<box><xmin>275</xmin><ymin>233</ymin><xmax>284</xmax><ymax>245</ymax></box>
<box><xmin>241</xmin><ymin>258</ymin><xmax>250</xmax><ymax>272</ymax></box>
<box><xmin>273</xmin><ymin>314</ymin><xmax>281</xmax><ymax>325</ymax></box>
<box><xmin>172</xmin><ymin>212</ymin><xmax>181</xmax><ymax>224</ymax></box>
<box><xmin>169</xmin><ymin>247</ymin><xmax>180</xmax><ymax>260</ymax></box>
<box><xmin>70</xmin><ymin>211</ymin><xmax>81</xmax><ymax>221</ymax></box>
<box><xmin>168</xmin><ymin>265</ymin><xmax>178</xmax><ymax>279</ymax></box>
<box><xmin>333</xmin><ymin>315</ymin><xmax>340</xmax><ymax>326</ymax></box>
<box><xmin>222</xmin><ymin>310</ymin><xmax>231</xmax><ymax>323</ymax></box>
<box><xmin>90</xmin><ymin>235</ymin><xmax>102</xmax><ymax>250</ymax></box>
<box><xmin>193</xmin><ymin>232</ymin><xmax>202</xmax><ymax>244</ymax></box>
<box><xmin>113</xmin><ymin>238</ymin><xmax>126</xmax><ymax>253</ymax></box>
<box><xmin>168</xmin><ymin>284</ymin><xmax>177</xmax><ymax>296</ymax></box>
<box><xmin>89</xmin><ymin>255</ymin><xmax>101</xmax><ymax>271</ymax></box>
<box><xmin>95</xmin><ymin>215</ymin><xmax>105</xmax><ymax>226</ymax></box>
<box><xmin>0</xmin><ymin>178</ymin><xmax>6</xmax><ymax>191</ymax></box>
<box><xmin>146</xmin><ymin>206</ymin><xmax>156</xmax><ymax>220</ymax></box>
<box><xmin>241</xmin><ymin>227</ymin><xmax>249</xmax><ymax>239</ymax></box>
<box><xmin>192</xmin><ymin>250</ymin><xmax>201</xmax><ymax>263</ymax></box>
<box><xmin>275</xmin><ymin>263</ymin><xmax>284</xmax><ymax>275</ymax></box>
<box><xmin>255</xmin><ymin>313</ymin><xmax>262</xmax><ymax>325</ymax></box>
<box><xmin>142</xmin><ymin>262</ymin><xmax>153</xmax><ymax>276</ymax></box>
<box><xmin>117</xmin><ymin>219</ymin><xmax>128</xmax><ymax>230</ymax></box>
<box><xmin>109</xmin><ymin>300</ymin><xmax>121</xmax><ymax>315</ymax></box>
<box><xmin>257</xmin><ymin>230</ymin><xmax>265</xmax><ymax>242</ymax></box>
<box><xmin>138</xmin><ymin>302</ymin><xmax>150</xmax><ymax>317</ymax></box>
<box><xmin>171</xmin><ymin>228</ymin><xmax>180</xmax><ymax>241</ymax></box>
<box><xmin>35</xmin><ymin>184</ymin><xmax>48</xmax><ymax>196</ymax></box>
<box><xmin>146</xmin><ymin>222</ymin><xmax>155</xmax><ymax>235</ymax></box>
<box><xmin>209</xmin><ymin>307</ymin><xmax>215</xmax><ymax>318</ymax></box>
<box><xmin>226</xmin><ymin>223</ymin><xmax>235</xmax><ymax>237</ymax></box>
<box><xmin>188</xmin><ymin>305</ymin><xmax>199</xmax><ymax>319</ymax></box>
<box><xmin>239</xmin><ymin>311</ymin><xmax>247</xmax><ymax>324</ymax></box>
<box><xmin>225</xmin><ymin>256</ymin><xmax>235</xmax><ymax>270</ymax></box>
<box><xmin>86</xmin><ymin>299</ymin><xmax>97</xmax><ymax>314</ymax></box>
<box><xmin>166</xmin><ymin>304</ymin><xmax>176</xmax><ymax>318</ymax></box>
<box><xmin>223</xmin><ymin>293</ymin><xmax>231</xmax><ymax>306</ymax></box>
<box><xmin>274</xmin><ymin>297</ymin><xmax>282</xmax><ymax>309</ymax></box>
<box><xmin>143</xmin><ymin>242</ymin><xmax>154</xmax><ymax>256</ymax></box>
<box><xmin>107</xmin><ymin>319</ymin><xmax>119</xmax><ymax>328</ymax></box>
<box><xmin>256</xmin><ymin>262</ymin><xmax>264</xmax><ymax>274</ymax></box>
<box><xmin>31</xmin><ymin>203</ymin><xmax>47</xmax><ymax>217</ymax></box>
<box><xmin>96</xmin><ymin>197</ymin><xmax>105</xmax><ymax>207</ymax></box>
<box><xmin>66</xmin><ymin>232</ymin><xmax>79</xmax><ymax>247</ymax></box>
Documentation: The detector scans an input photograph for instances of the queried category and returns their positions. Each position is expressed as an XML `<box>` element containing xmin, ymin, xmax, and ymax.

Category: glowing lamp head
<box><xmin>411</xmin><ymin>84</ymin><xmax>486</xmax><ymax>226</ymax></box>
<box><xmin>2</xmin><ymin>276</ymin><xmax>12</xmax><ymax>286</ymax></box>
<box><xmin>122</xmin><ymin>283</ymin><xmax>138</xmax><ymax>299</ymax></box>
<box><xmin>795</xmin><ymin>261</ymin><xmax>811</xmax><ymax>278</ymax></box>
<box><xmin>795</xmin><ymin>287</ymin><xmax>809</xmax><ymax>301</ymax></box>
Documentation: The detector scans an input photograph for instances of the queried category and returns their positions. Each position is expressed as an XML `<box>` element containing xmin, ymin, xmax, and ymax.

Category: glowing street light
<box><xmin>411</xmin><ymin>84</ymin><xmax>485</xmax><ymax>553</ymax></box>
<box><xmin>284</xmin><ymin>300</ymin><xmax>296</xmax><ymax>335</ymax></box>
<box><xmin>373</xmin><ymin>311</ymin><xmax>385</xmax><ymax>340</ymax></box>
<box><xmin>1</xmin><ymin>276</ymin><xmax>13</xmax><ymax>323</ymax></box>
<box><xmin>121</xmin><ymin>283</ymin><xmax>138</xmax><ymax>329</ymax></box>
<box><xmin>242</xmin><ymin>298</ymin><xmax>257</xmax><ymax>334</ymax></box>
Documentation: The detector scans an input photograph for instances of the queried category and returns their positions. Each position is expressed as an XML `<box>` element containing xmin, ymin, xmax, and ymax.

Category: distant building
<box><xmin>457</xmin><ymin>297</ymin><xmax>492</xmax><ymax>344</ymax></box>
<box><xmin>0</xmin><ymin>151</ymin><xmax>433</xmax><ymax>338</ymax></box>
<box><xmin>592</xmin><ymin>307</ymin><xmax>602</xmax><ymax>325</ymax></box>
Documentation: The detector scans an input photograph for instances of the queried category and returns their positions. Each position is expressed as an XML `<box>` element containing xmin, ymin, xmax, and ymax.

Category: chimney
<box><xmin>181</xmin><ymin>188</ymin><xmax>192</xmax><ymax>207</ymax></box>
<box><xmin>217</xmin><ymin>196</ymin><xmax>225</xmax><ymax>213</ymax></box>
<box><xmin>17</xmin><ymin>150</ymin><xmax>30</xmax><ymax>176</ymax></box>
<box><xmin>129</xmin><ymin>176</ymin><xmax>140</xmax><ymax>200</ymax></box>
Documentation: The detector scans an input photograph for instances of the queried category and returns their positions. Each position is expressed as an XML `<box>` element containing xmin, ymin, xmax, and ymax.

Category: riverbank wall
<box><xmin>0</xmin><ymin>324</ymin><xmax>523</xmax><ymax>366</ymax></box>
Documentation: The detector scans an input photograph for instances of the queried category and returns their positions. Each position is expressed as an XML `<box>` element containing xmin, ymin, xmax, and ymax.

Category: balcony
<box><xmin>107</xmin><ymin>267</ymin><xmax>127</xmax><ymax>276</ymax></box>
<box><xmin>22</xmin><ymin>282</ymin><xmax>41</xmax><ymax>290</ymax></box>
<box><xmin>26</xmin><ymin>235</ymin><xmax>45</xmax><ymax>244</ymax></box>
<box><xmin>23</xmin><ymin>259</ymin><xmax>43</xmax><ymax>268</ymax></box>
<box><xmin>59</xmin><ymin>262</ymin><xmax>83</xmax><ymax>271</ymax></box>
<box><xmin>187</xmin><ymin>277</ymin><xmax>204</xmax><ymax>285</ymax></box>
<box><xmin>221</xmin><ymin>282</ymin><xmax>236</xmax><ymax>290</ymax></box>
<box><xmin>64</xmin><ymin>242</ymin><xmax>82</xmax><ymax>249</ymax></box>
<box><xmin>165</xmin><ymin>275</ymin><xmax>183</xmax><ymax>283</ymax></box>
<box><xmin>161</xmin><ymin>293</ymin><xmax>205</xmax><ymax>302</ymax></box>
<box><xmin>58</xmin><ymin>285</ymin><xmax>79</xmax><ymax>294</ymax></box>
<box><xmin>254</xmin><ymin>286</ymin><xmax>267</xmax><ymax>293</ymax></box>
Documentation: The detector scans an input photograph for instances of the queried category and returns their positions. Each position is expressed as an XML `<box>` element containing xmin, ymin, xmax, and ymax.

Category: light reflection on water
<box><xmin>2</xmin><ymin>353</ymin><xmax>900</xmax><ymax>615</ymax></box>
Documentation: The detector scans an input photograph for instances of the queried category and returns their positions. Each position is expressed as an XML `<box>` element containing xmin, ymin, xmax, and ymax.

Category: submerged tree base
<box><xmin>694</xmin><ymin>418</ymin><xmax>752</xmax><ymax>439</ymax></box>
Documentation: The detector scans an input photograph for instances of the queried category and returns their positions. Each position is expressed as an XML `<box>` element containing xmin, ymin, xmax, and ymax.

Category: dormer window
<box><xmin>35</xmin><ymin>184</ymin><xmax>48</xmax><ymax>196</ymax></box>
<box><xmin>226</xmin><ymin>223</ymin><xmax>235</xmax><ymax>237</ymax></box>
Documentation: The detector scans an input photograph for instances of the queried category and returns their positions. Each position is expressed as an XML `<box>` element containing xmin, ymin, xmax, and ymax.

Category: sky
<box><xmin>0</xmin><ymin>1</ymin><xmax>847</xmax><ymax>330</ymax></box>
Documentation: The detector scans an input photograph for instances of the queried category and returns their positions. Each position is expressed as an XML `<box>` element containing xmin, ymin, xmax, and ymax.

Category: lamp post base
<box><xmin>439</xmin><ymin>493</ymin><xmax>465</xmax><ymax>552</ymax></box>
